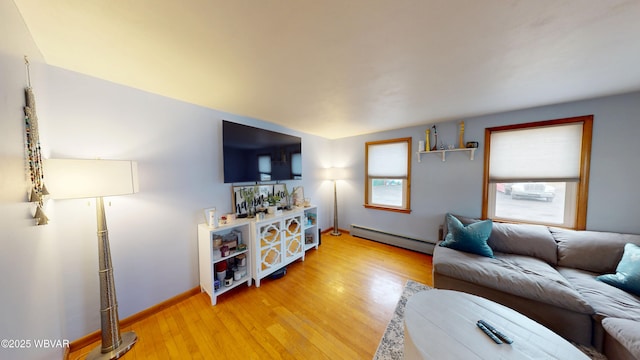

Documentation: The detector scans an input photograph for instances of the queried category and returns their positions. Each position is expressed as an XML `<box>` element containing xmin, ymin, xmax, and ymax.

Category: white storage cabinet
<box><xmin>197</xmin><ymin>221</ymin><xmax>252</xmax><ymax>305</ymax></box>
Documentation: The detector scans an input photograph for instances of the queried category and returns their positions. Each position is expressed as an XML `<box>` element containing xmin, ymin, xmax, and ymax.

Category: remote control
<box><xmin>476</xmin><ymin>321</ymin><xmax>502</xmax><ymax>344</ymax></box>
<box><xmin>478</xmin><ymin>320</ymin><xmax>514</xmax><ymax>344</ymax></box>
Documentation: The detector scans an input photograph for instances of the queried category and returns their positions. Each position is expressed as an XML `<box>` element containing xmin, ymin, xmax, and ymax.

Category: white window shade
<box><xmin>368</xmin><ymin>142</ymin><xmax>408</xmax><ymax>177</ymax></box>
<box><xmin>489</xmin><ymin>123</ymin><xmax>583</xmax><ymax>182</ymax></box>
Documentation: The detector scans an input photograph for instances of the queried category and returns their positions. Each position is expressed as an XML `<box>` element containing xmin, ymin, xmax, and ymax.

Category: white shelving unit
<box><xmin>196</xmin><ymin>205</ymin><xmax>320</xmax><ymax>304</ymax></box>
<box><xmin>416</xmin><ymin>148</ymin><xmax>476</xmax><ymax>162</ymax></box>
<box><xmin>197</xmin><ymin>221</ymin><xmax>252</xmax><ymax>305</ymax></box>
<box><xmin>303</xmin><ymin>206</ymin><xmax>319</xmax><ymax>252</ymax></box>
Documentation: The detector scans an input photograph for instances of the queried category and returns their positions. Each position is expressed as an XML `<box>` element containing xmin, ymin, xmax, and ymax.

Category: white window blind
<box><xmin>489</xmin><ymin>123</ymin><xmax>583</xmax><ymax>182</ymax></box>
<box><xmin>368</xmin><ymin>142</ymin><xmax>408</xmax><ymax>178</ymax></box>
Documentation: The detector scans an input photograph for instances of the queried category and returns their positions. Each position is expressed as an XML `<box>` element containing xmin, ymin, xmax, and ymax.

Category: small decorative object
<box><xmin>212</xmin><ymin>235</ymin><xmax>222</xmax><ymax>248</ymax></box>
<box><xmin>220</xmin><ymin>245</ymin><xmax>230</xmax><ymax>257</ymax></box>
<box><xmin>225</xmin><ymin>276</ymin><xmax>233</xmax><ymax>287</ymax></box>
<box><xmin>267</xmin><ymin>194</ymin><xmax>281</xmax><ymax>207</ymax></box>
<box><xmin>231</xmin><ymin>229</ymin><xmax>242</xmax><ymax>245</ymax></box>
<box><xmin>237</xmin><ymin>243</ymin><xmax>247</xmax><ymax>251</ymax></box>
<box><xmin>466</xmin><ymin>141</ymin><xmax>479</xmax><ymax>148</ymax></box>
<box><xmin>307</xmin><ymin>213</ymin><xmax>316</xmax><ymax>225</ymax></box>
<box><xmin>431</xmin><ymin>125</ymin><xmax>439</xmax><ymax>151</ymax></box>
<box><xmin>219</xmin><ymin>215</ymin><xmax>227</xmax><ymax>225</ymax></box>
<box><xmin>204</xmin><ymin>207</ymin><xmax>217</xmax><ymax>228</ymax></box>
<box><xmin>459</xmin><ymin>121</ymin><xmax>465</xmax><ymax>148</ymax></box>
<box><xmin>215</xmin><ymin>261</ymin><xmax>227</xmax><ymax>282</ymax></box>
<box><xmin>236</xmin><ymin>254</ymin><xmax>247</xmax><ymax>266</ymax></box>
<box><xmin>424</xmin><ymin>128</ymin><xmax>431</xmax><ymax>152</ymax></box>
<box><xmin>216</xmin><ymin>270</ymin><xmax>226</xmax><ymax>283</ymax></box>
<box><xmin>292</xmin><ymin>186</ymin><xmax>305</xmax><ymax>207</ymax></box>
<box><xmin>419</xmin><ymin>140</ymin><xmax>425</xmax><ymax>152</ymax></box>
<box><xmin>215</xmin><ymin>261</ymin><xmax>227</xmax><ymax>272</ymax></box>
<box><xmin>282</xmin><ymin>184</ymin><xmax>293</xmax><ymax>210</ymax></box>
<box><xmin>304</xmin><ymin>198</ymin><xmax>311</xmax><ymax>207</ymax></box>
<box><xmin>23</xmin><ymin>57</ymin><xmax>49</xmax><ymax>225</ymax></box>
<box><xmin>237</xmin><ymin>265</ymin><xmax>247</xmax><ymax>277</ymax></box>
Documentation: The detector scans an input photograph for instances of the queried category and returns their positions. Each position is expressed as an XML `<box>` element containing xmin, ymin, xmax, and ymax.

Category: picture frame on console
<box><xmin>233</xmin><ymin>184</ymin><xmax>288</xmax><ymax>216</ymax></box>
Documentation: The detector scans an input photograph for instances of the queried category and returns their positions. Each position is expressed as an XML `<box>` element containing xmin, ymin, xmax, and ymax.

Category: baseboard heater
<box><xmin>350</xmin><ymin>224</ymin><xmax>436</xmax><ymax>255</ymax></box>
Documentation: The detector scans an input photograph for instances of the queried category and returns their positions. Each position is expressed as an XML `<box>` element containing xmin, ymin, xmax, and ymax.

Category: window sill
<box><xmin>364</xmin><ymin>204</ymin><xmax>411</xmax><ymax>214</ymax></box>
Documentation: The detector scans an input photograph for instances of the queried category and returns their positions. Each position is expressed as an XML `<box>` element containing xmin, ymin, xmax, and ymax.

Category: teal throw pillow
<box><xmin>439</xmin><ymin>213</ymin><xmax>494</xmax><ymax>258</ymax></box>
<box><xmin>597</xmin><ymin>243</ymin><xmax>640</xmax><ymax>296</ymax></box>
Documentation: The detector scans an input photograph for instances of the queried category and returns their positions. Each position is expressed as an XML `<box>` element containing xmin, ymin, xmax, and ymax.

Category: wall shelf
<box><xmin>417</xmin><ymin>148</ymin><xmax>476</xmax><ymax>162</ymax></box>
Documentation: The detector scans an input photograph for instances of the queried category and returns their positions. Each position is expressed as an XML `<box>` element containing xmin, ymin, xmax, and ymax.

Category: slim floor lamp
<box><xmin>46</xmin><ymin>159</ymin><xmax>139</xmax><ymax>360</ymax></box>
<box><xmin>327</xmin><ymin>167</ymin><xmax>344</xmax><ymax>236</ymax></box>
<box><xmin>331</xmin><ymin>178</ymin><xmax>341</xmax><ymax>236</ymax></box>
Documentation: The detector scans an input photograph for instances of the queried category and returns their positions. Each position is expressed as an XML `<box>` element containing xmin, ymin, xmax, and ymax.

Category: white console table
<box><xmin>251</xmin><ymin>206</ymin><xmax>318</xmax><ymax>287</ymax></box>
<box><xmin>197</xmin><ymin>205</ymin><xmax>319</xmax><ymax>304</ymax></box>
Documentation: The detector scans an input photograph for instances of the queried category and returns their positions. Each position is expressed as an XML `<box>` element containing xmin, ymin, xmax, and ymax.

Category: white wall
<box><xmin>334</xmin><ymin>91</ymin><xmax>640</xmax><ymax>243</ymax></box>
<box><xmin>0</xmin><ymin>1</ymin><xmax>66</xmax><ymax>360</ymax></box>
<box><xmin>38</xmin><ymin>65</ymin><xmax>332</xmax><ymax>338</ymax></box>
<box><xmin>1</xmin><ymin>2</ymin><xmax>332</xmax><ymax>358</ymax></box>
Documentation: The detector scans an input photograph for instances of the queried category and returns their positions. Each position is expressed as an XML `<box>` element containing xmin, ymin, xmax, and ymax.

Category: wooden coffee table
<box><xmin>404</xmin><ymin>289</ymin><xmax>589</xmax><ymax>359</ymax></box>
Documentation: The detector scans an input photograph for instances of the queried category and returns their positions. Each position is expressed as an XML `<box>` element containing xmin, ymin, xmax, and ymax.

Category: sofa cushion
<box><xmin>433</xmin><ymin>245</ymin><xmax>593</xmax><ymax>314</ymax></box>
<box><xmin>551</xmin><ymin>227</ymin><xmax>640</xmax><ymax>274</ymax></box>
<box><xmin>489</xmin><ymin>222</ymin><xmax>558</xmax><ymax>265</ymax></box>
<box><xmin>442</xmin><ymin>214</ymin><xmax>557</xmax><ymax>264</ymax></box>
<box><xmin>597</xmin><ymin>243</ymin><xmax>640</xmax><ymax>296</ymax></box>
<box><xmin>440</xmin><ymin>213</ymin><xmax>494</xmax><ymax>257</ymax></box>
<box><xmin>558</xmin><ymin>267</ymin><xmax>640</xmax><ymax>321</ymax></box>
<box><xmin>602</xmin><ymin>318</ymin><xmax>640</xmax><ymax>359</ymax></box>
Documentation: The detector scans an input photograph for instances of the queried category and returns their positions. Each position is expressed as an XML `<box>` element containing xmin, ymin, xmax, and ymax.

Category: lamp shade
<box><xmin>44</xmin><ymin>159</ymin><xmax>139</xmax><ymax>199</ymax></box>
<box><xmin>325</xmin><ymin>167</ymin><xmax>346</xmax><ymax>181</ymax></box>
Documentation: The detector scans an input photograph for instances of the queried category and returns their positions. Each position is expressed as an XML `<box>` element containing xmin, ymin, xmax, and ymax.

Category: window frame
<box><xmin>364</xmin><ymin>137</ymin><xmax>412</xmax><ymax>213</ymax></box>
<box><xmin>482</xmin><ymin>115</ymin><xmax>593</xmax><ymax>229</ymax></box>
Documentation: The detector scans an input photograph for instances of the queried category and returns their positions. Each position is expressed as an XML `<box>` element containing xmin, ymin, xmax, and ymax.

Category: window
<box><xmin>483</xmin><ymin>115</ymin><xmax>593</xmax><ymax>229</ymax></box>
<box><xmin>365</xmin><ymin>137</ymin><xmax>412</xmax><ymax>213</ymax></box>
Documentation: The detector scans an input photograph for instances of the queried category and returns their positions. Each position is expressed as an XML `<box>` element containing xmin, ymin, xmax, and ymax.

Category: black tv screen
<box><xmin>222</xmin><ymin>120</ymin><xmax>302</xmax><ymax>183</ymax></box>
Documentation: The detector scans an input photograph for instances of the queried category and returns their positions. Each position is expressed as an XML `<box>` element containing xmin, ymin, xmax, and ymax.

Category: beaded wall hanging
<box><xmin>23</xmin><ymin>56</ymin><xmax>49</xmax><ymax>225</ymax></box>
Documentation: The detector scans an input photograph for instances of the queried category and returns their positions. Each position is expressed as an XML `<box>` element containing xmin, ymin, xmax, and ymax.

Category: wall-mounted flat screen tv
<box><xmin>222</xmin><ymin>120</ymin><xmax>302</xmax><ymax>183</ymax></box>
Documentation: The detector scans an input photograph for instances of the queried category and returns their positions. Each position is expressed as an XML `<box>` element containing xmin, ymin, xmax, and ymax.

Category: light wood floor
<box><xmin>68</xmin><ymin>233</ymin><xmax>433</xmax><ymax>359</ymax></box>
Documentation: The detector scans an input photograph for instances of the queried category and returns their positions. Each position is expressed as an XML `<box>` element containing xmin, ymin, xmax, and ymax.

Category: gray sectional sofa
<box><xmin>433</xmin><ymin>214</ymin><xmax>640</xmax><ymax>359</ymax></box>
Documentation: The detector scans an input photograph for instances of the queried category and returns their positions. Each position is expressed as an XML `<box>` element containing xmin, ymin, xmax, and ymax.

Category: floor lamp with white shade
<box><xmin>45</xmin><ymin>159</ymin><xmax>139</xmax><ymax>360</ymax></box>
<box><xmin>326</xmin><ymin>167</ymin><xmax>346</xmax><ymax>236</ymax></box>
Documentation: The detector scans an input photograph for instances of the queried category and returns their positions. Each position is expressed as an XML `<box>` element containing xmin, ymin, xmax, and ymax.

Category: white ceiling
<box><xmin>13</xmin><ymin>0</ymin><xmax>640</xmax><ymax>139</ymax></box>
